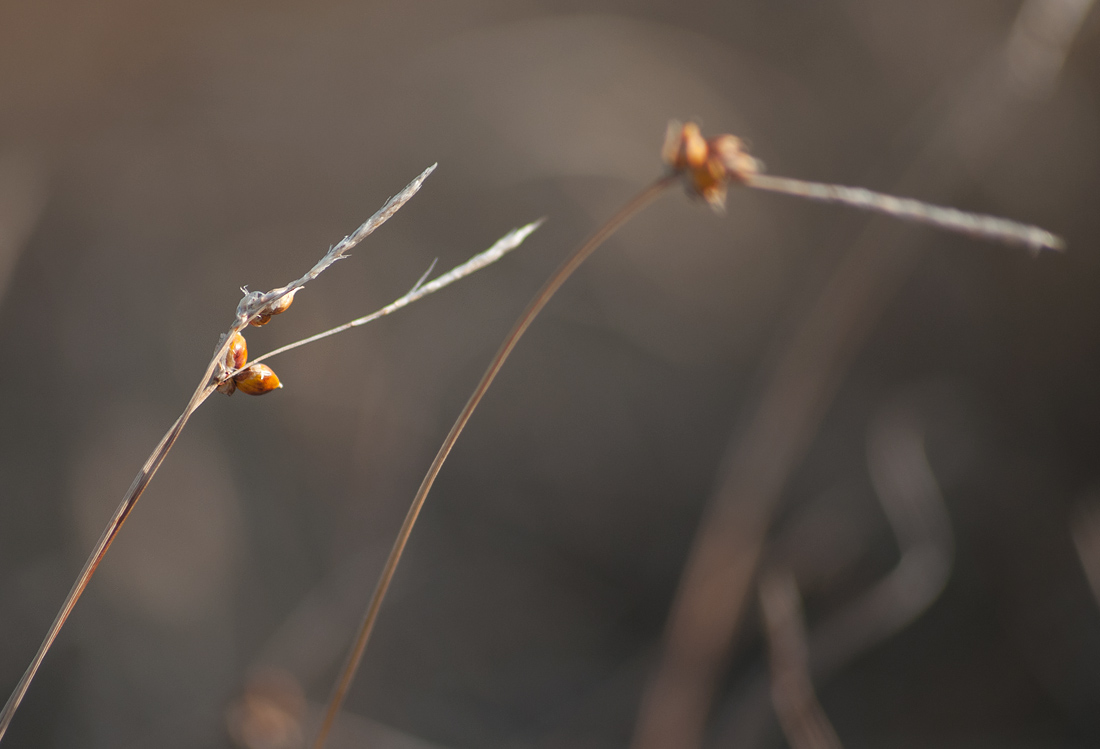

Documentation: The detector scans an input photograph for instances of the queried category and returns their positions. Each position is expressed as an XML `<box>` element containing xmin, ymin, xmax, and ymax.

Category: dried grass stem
<box><xmin>310</xmin><ymin>175</ymin><xmax>676</xmax><ymax>749</ymax></box>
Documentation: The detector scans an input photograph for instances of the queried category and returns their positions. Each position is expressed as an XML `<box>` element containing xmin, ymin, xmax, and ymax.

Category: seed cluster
<box><xmin>662</xmin><ymin>121</ymin><xmax>761</xmax><ymax>211</ymax></box>
<box><xmin>216</xmin><ymin>291</ymin><xmax>297</xmax><ymax>396</ymax></box>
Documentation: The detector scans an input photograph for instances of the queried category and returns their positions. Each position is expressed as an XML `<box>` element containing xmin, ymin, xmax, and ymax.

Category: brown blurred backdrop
<box><xmin>1</xmin><ymin>1</ymin><xmax>1099</xmax><ymax>747</ymax></box>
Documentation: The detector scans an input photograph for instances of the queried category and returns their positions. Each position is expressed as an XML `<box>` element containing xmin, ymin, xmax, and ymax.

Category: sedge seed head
<box><xmin>663</xmin><ymin>121</ymin><xmax>761</xmax><ymax>211</ymax></box>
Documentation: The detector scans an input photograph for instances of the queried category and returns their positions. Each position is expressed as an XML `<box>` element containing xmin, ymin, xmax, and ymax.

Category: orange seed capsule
<box><xmin>233</xmin><ymin>363</ymin><xmax>283</xmax><ymax>395</ymax></box>
<box><xmin>663</xmin><ymin>121</ymin><xmax>761</xmax><ymax>212</ymax></box>
<box><xmin>663</xmin><ymin>121</ymin><xmax>708</xmax><ymax>172</ymax></box>
<box><xmin>267</xmin><ymin>289</ymin><xmax>297</xmax><ymax>316</ymax></box>
<box><xmin>249</xmin><ymin>289</ymin><xmax>297</xmax><ymax>326</ymax></box>
<box><xmin>225</xmin><ymin>331</ymin><xmax>248</xmax><ymax>371</ymax></box>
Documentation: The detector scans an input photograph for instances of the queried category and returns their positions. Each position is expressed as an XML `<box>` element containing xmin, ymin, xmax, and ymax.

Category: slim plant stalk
<box><xmin>310</xmin><ymin>174</ymin><xmax>679</xmax><ymax>749</ymax></box>
<box><xmin>759</xmin><ymin>570</ymin><xmax>843</xmax><ymax>749</ymax></box>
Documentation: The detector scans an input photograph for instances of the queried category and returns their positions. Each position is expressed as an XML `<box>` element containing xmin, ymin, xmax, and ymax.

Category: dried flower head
<box><xmin>663</xmin><ymin>121</ymin><xmax>761</xmax><ymax>211</ymax></box>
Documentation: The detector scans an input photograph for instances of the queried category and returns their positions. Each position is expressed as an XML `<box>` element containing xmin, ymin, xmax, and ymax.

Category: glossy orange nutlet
<box><xmin>267</xmin><ymin>289</ymin><xmax>297</xmax><ymax>316</ymax></box>
<box><xmin>225</xmin><ymin>331</ymin><xmax>248</xmax><ymax>371</ymax></box>
<box><xmin>233</xmin><ymin>363</ymin><xmax>283</xmax><ymax>395</ymax></box>
<box><xmin>249</xmin><ymin>289</ymin><xmax>298</xmax><ymax>327</ymax></box>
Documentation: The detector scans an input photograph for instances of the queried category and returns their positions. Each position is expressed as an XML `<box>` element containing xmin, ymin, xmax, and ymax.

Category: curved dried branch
<box><xmin>310</xmin><ymin>177</ymin><xmax>675</xmax><ymax>749</ymax></box>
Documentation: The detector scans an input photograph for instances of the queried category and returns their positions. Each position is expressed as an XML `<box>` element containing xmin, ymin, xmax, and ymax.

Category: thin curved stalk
<box><xmin>311</xmin><ymin>175</ymin><xmax>677</xmax><ymax>749</ymax></box>
<box><xmin>0</xmin><ymin>368</ymin><xmax>222</xmax><ymax>740</ymax></box>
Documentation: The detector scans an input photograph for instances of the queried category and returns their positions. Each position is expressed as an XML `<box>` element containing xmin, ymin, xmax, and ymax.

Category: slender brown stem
<box><xmin>0</xmin><ymin>353</ymin><xmax>225</xmax><ymax>740</ymax></box>
<box><xmin>310</xmin><ymin>175</ymin><xmax>676</xmax><ymax>749</ymax></box>
<box><xmin>759</xmin><ymin>570</ymin><xmax>843</xmax><ymax>749</ymax></box>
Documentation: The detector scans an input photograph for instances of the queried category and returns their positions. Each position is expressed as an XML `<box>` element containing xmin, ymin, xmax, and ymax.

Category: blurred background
<box><xmin>1</xmin><ymin>1</ymin><xmax>1099</xmax><ymax>747</ymax></box>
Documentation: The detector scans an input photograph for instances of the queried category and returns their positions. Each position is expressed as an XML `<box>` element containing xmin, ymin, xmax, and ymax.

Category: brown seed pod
<box><xmin>266</xmin><ymin>289</ymin><xmax>297</xmax><ymax>316</ymax></box>
<box><xmin>225</xmin><ymin>331</ymin><xmax>248</xmax><ymax>370</ymax></box>
<box><xmin>233</xmin><ymin>363</ymin><xmax>283</xmax><ymax>395</ymax></box>
<box><xmin>662</xmin><ymin>121</ymin><xmax>709</xmax><ymax>173</ymax></box>
<box><xmin>249</xmin><ymin>289</ymin><xmax>297</xmax><ymax>327</ymax></box>
<box><xmin>662</xmin><ymin>120</ymin><xmax>761</xmax><ymax>211</ymax></box>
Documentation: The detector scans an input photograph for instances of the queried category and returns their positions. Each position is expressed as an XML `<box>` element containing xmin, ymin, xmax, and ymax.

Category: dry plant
<box><xmin>0</xmin><ymin>151</ymin><xmax>48</xmax><ymax>311</ymax></box>
<box><xmin>0</xmin><ymin>57</ymin><xmax>1074</xmax><ymax>749</ymax></box>
<box><xmin>716</xmin><ymin>398</ymin><xmax>954</xmax><ymax>746</ymax></box>
<box><xmin>0</xmin><ymin>164</ymin><xmax>542</xmax><ymax>742</ymax></box>
<box><xmin>631</xmin><ymin>3</ymin><xmax>1093</xmax><ymax>748</ymax></box>
<box><xmin>758</xmin><ymin>569</ymin><xmax>843</xmax><ymax>749</ymax></box>
<box><xmin>0</xmin><ymin>125</ymin><xmax>1068</xmax><ymax>747</ymax></box>
<box><xmin>1073</xmin><ymin>498</ymin><xmax>1100</xmax><ymax>614</ymax></box>
<box><xmin>309</xmin><ymin>121</ymin><xmax>1062</xmax><ymax>748</ymax></box>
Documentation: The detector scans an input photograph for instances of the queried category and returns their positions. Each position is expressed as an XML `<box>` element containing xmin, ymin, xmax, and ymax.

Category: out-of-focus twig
<box><xmin>759</xmin><ymin>569</ymin><xmax>844</xmax><ymax>749</ymax></box>
<box><xmin>1005</xmin><ymin>0</ymin><xmax>1097</xmax><ymax>98</ymax></box>
<box><xmin>0</xmin><ymin>150</ymin><xmax>48</xmax><ymax>308</ymax></box>
<box><xmin>306</xmin><ymin>701</ymin><xmax>449</xmax><ymax>749</ymax></box>
<box><xmin>227</xmin><ymin>668</ymin><xmax>308</xmax><ymax>749</ymax></box>
<box><xmin>1071</xmin><ymin>498</ymin><xmax>1100</xmax><ymax>613</ymax></box>
<box><xmin>809</xmin><ymin>403</ymin><xmax>954</xmax><ymax>677</ymax></box>
<box><xmin>226</xmin><ymin>667</ymin><xmax>451</xmax><ymax>749</ymax></box>
<box><xmin>714</xmin><ymin>398</ymin><xmax>954</xmax><ymax>747</ymax></box>
<box><xmin>718</xmin><ymin>399</ymin><xmax>955</xmax><ymax>747</ymax></box>
<box><xmin>630</xmin><ymin>3</ymin><xmax>1093</xmax><ymax>748</ymax></box>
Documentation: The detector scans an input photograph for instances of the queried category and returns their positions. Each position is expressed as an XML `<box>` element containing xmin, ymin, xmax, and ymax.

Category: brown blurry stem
<box><xmin>0</xmin><ymin>151</ymin><xmax>47</xmax><ymax>308</ymax></box>
<box><xmin>310</xmin><ymin>175</ymin><xmax>677</xmax><ymax>749</ymax></box>
<box><xmin>1072</xmin><ymin>500</ymin><xmax>1100</xmax><ymax>613</ymax></box>
<box><xmin>759</xmin><ymin>570</ymin><xmax>843</xmax><ymax>749</ymax></box>
<box><xmin>716</xmin><ymin>400</ymin><xmax>954</xmax><ymax>747</ymax></box>
<box><xmin>630</xmin><ymin>4</ymin><xmax>1092</xmax><ymax>749</ymax></box>
<box><xmin>0</xmin><ymin>361</ymin><xmax>226</xmax><ymax>742</ymax></box>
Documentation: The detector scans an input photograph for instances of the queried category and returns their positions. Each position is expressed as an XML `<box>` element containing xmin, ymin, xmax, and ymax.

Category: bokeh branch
<box><xmin>759</xmin><ymin>570</ymin><xmax>844</xmax><ymax>749</ymax></box>
<box><xmin>717</xmin><ymin>399</ymin><xmax>954</xmax><ymax>746</ymax></box>
<box><xmin>630</xmin><ymin>3</ymin><xmax>1092</xmax><ymax>748</ymax></box>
